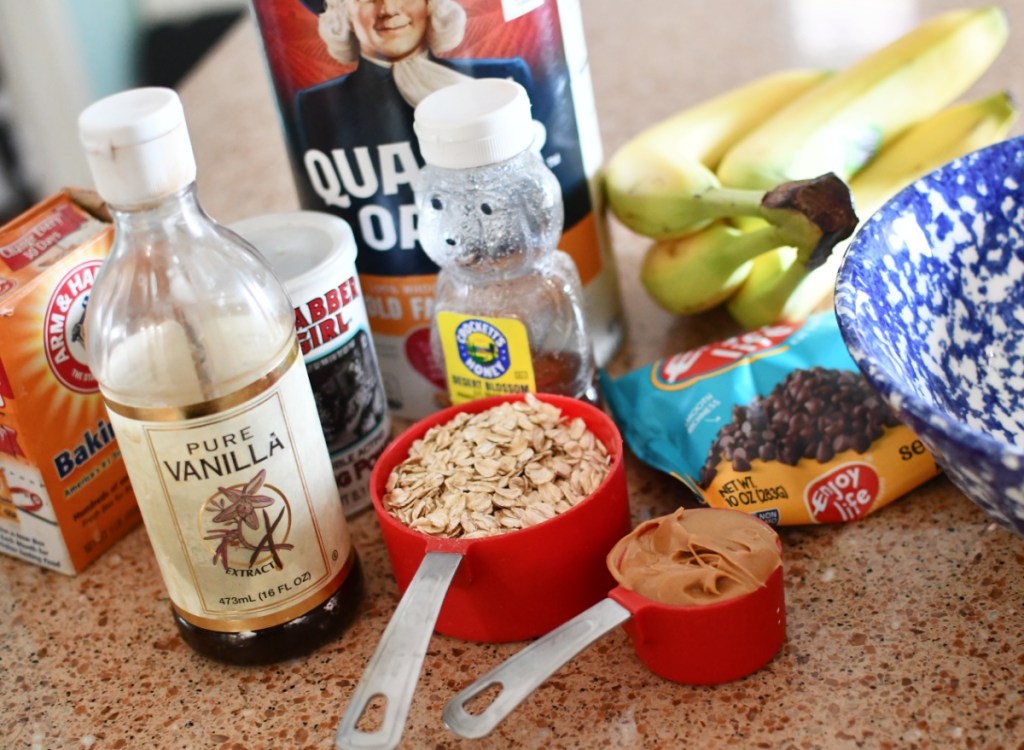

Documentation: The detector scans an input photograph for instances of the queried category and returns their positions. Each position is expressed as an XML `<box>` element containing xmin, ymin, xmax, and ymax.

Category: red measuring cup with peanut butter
<box><xmin>443</xmin><ymin>507</ymin><xmax>786</xmax><ymax>739</ymax></box>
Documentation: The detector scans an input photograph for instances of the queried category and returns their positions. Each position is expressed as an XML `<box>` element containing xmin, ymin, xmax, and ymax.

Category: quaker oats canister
<box><xmin>249</xmin><ymin>0</ymin><xmax>625</xmax><ymax>420</ymax></box>
<box><xmin>232</xmin><ymin>211</ymin><xmax>391</xmax><ymax>517</ymax></box>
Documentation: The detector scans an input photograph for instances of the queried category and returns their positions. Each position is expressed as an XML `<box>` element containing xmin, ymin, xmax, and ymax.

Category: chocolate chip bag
<box><xmin>601</xmin><ymin>312</ymin><xmax>940</xmax><ymax>526</ymax></box>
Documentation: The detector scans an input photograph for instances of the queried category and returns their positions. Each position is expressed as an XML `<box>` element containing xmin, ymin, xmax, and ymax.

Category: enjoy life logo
<box><xmin>805</xmin><ymin>462</ymin><xmax>880</xmax><ymax>523</ymax></box>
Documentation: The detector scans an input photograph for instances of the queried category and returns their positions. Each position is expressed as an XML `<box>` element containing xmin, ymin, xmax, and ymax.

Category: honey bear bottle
<box><xmin>412</xmin><ymin>78</ymin><xmax>598</xmax><ymax>406</ymax></box>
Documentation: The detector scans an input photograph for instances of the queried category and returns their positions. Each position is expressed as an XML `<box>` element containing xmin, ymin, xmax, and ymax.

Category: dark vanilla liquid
<box><xmin>174</xmin><ymin>551</ymin><xmax>364</xmax><ymax>665</ymax></box>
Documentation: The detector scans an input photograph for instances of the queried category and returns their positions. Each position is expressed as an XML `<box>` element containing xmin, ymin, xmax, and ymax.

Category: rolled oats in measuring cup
<box><xmin>233</xmin><ymin>211</ymin><xmax>391</xmax><ymax>516</ymax></box>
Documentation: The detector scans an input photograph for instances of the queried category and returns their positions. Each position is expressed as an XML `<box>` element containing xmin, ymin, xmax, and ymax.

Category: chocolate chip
<box><xmin>699</xmin><ymin>367</ymin><xmax>900</xmax><ymax>488</ymax></box>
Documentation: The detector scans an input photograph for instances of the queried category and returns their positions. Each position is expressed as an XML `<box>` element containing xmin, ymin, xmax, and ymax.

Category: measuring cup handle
<box><xmin>335</xmin><ymin>551</ymin><xmax>463</xmax><ymax>750</ymax></box>
<box><xmin>442</xmin><ymin>597</ymin><xmax>631</xmax><ymax>739</ymax></box>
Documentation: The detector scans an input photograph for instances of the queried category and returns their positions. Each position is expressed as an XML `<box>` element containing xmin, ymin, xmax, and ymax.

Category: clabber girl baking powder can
<box><xmin>249</xmin><ymin>0</ymin><xmax>624</xmax><ymax>420</ymax></box>
<box><xmin>232</xmin><ymin>211</ymin><xmax>391</xmax><ymax>517</ymax></box>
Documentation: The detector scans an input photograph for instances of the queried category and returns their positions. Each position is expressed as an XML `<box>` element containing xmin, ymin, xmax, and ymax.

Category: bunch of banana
<box><xmin>607</xmin><ymin>5</ymin><xmax>1014</xmax><ymax>324</ymax></box>
<box><xmin>645</xmin><ymin>89</ymin><xmax>1019</xmax><ymax>317</ymax></box>
<box><xmin>605</xmin><ymin>69</ymin><xmax>858</xmax><ymax>264</ymax></box>
<box><xmin>727</xmin><ymin>91</ymin><xmax>1019</xmax><ymax>329</ymax></box>
<box><xmin>640</xmin><ymin>175</ymin><xmax>857</xmax><ymax>314</ymax></box>
<box><xmin>717</xmin><ymin>6</ymin><xmax>1010</xmax><ymax>189</ymax></box>
<box><xmin>604</xmin><ymin>68</ymin><xmax>829</xmax><ymax>237</ymax></box>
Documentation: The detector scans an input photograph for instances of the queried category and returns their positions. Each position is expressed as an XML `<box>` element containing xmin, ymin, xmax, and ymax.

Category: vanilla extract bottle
<box><xmin>78</xmin><ymin>88</ymin><xmax>362</xmax><ymax>665</ymax></box>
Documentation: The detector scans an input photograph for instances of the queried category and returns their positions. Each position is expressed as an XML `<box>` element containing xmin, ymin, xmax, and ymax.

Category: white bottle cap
<box><xmin>414</xmin><ymin>78</ymin><xmax>536</xmax><ymax>169</ymax></box>
<box><xmin>230</xmin><ymin>211</ymin><xmax>358</xmax><ymax>296</ymax></box>
<box><xmin>78</xmin><ymin>87</ymin><xmax>197</xmax><ymax>207</ymax></box>
<box><xmin>230</xmin><ymin>211</ymin><xmax>362</xmax><ymax>362</ymax></box>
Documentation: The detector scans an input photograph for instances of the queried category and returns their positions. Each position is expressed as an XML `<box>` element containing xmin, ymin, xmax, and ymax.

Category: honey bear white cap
<box><xmin>78</xmin><ymin>87</ymin><xmax>197</xmax><ymax>207</ymax></box>
<box><xmin>414</xmin><ymin>78</ymin><xmax>538</xmax><ymax>169</ymax></box>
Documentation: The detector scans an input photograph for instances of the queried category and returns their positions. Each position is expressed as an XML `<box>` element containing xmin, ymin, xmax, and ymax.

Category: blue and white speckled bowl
<box><xmin>835</xmin><ymin>135</ymin><xmax>1024</xmax><ymax>537</ymax></box>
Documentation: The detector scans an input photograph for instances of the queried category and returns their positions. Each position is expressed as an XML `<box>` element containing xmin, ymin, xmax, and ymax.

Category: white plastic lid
<box><xmin>230</xmin><ymin>211</ymin><xmax>358</xmax><ymax>300</ymax></box>
<box><xmin>78</xmin><ymin>87</ymin><xmax>197</xmax><ymax>206</ymax></box>
<box><xmin>414</xmin><ymin>78</ymin><xmax>536</xmax><ymax>169</ymax></box>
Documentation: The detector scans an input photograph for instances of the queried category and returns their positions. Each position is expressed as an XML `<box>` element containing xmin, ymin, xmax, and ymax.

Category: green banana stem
<box><xmin>718</xmin><ymin>224</ymin><xmax>797</xmax><ymax>266</ymax></box>
<box><xmin>693</xmin><ymin>173</ymin><xmax>858</xmax><ymax>265</ymax></box>
<box><xmin>690</xmin><ymin>185</ymin><xmax>773</xmax><ymax>221</ymax></box>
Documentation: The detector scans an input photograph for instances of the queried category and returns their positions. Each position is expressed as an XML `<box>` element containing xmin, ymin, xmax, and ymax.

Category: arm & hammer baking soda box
<box><xmin>0</xmin><ymin>189</ymin><xmax>139</xmax><ymax>574</ymax></box>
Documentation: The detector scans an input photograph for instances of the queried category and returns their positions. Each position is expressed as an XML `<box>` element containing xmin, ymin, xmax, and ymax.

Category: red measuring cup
<box><xmin>335</xmin><ymin>393</ymin><xmax>631</xmax><ymax>750</ymax></box>
<box><xmin>372</xmin><ymin>395</ymin><xmax>630</xmax><ymax>641</ymax></box>
<box><xmin>442</xmin><ymin>508</ymin><xmax>786</xmax><ymax>739</ymax></box>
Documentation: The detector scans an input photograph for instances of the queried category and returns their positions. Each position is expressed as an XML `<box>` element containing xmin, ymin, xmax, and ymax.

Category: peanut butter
<box><xmin>608</xmin><ymin>508</ymin><xmax>780</xmax><ymax>606</ymax></box>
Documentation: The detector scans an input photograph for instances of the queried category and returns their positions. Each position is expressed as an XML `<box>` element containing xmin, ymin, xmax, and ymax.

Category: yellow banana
<box><xmin>641</xmin><ymin>223</ymin><xmax>789</xmax><ymax>315</ymax></box>
<box><xmin>637</xmin><ymin>173</ymin><xmax>858</xmax><ymax>315</ymax></box>
<box><xmin>604</xmin><ymin>69</ymin><xmax>830</xmax><ymax>238</ymax></box>
<box><xmin>851</xmin><ymin>91</ymin><xmax>1019</xmax><ymax>211</ymax></box>
<box><xmin>612</xmin><ymin>68</ymin><xmax>831</xmax><ymax>172</ymax></box>
<box><xmin>716</xmin><ymin>6</ymin><xmax>1010</xmax><ymax>190</ymax></box>
<box><xmin>726</xmin><ymin>91</ymin><xmax>1019</xmax><ymax>329</ymax></box>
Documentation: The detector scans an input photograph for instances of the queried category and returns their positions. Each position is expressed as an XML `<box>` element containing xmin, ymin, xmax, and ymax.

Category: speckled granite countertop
<box><xmin>6</xmin><ymin>1</ymin><xmax>1024</xmax><ymax>748</ymax></box>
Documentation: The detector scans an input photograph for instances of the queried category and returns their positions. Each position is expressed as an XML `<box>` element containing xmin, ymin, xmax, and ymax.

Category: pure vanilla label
<box><xmin>106</xmin><ymin>354</ymin><xmax>351</xmax><ymax>631</ymax></box>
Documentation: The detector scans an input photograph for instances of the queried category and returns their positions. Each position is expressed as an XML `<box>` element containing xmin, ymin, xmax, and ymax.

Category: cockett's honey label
<box><xmin>437</xmin><ymin>312</ymin><xmax>536</xmax><ymax>404</ymax></box>
<box><xmin>105</xmin><ymin>350</ymin><xmax>352</xmax><ymax>631</ymax></box>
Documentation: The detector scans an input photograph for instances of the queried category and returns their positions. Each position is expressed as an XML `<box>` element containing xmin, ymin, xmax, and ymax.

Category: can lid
<box><xmin>230</xmin><ymin>211</ymin><xmax>358</xmax><ymax>297</ymax></box>
<box><xmin>78</xmin><ymin>87</ymin><xmax>196</xmax><ymax>206</ymax></box>
<box><xmin>413</xmin><ymin>78</ymin><xmax>537</xmax><ymax>169</ymax></box>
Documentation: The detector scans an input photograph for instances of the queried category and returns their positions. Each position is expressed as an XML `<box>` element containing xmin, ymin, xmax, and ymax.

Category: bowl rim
<box><xmin>834</xmin><ymin>135</ymin><xmax>1024</xmax><ymax>465</ymax></box>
